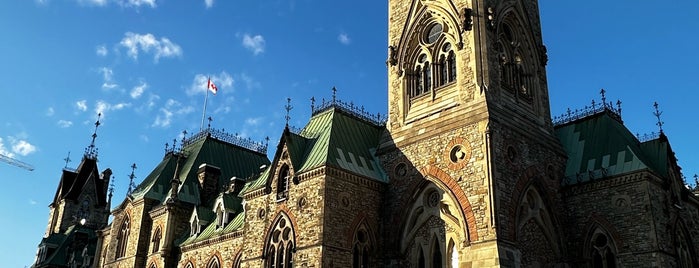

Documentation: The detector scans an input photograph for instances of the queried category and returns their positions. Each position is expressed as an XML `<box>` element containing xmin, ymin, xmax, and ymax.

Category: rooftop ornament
<box><xmin>168</xmin><ymin>127</ymin><xmax>269</xmax><ymax>155</ymax></box>
<box><xmin>84</xmin><ymin>113</ymin><xmax>102</xmax><ymax>160</ymax></box>
<box><xmin>552</xmin><ymin>89</ymin><xmax>622</xmax><ymax>126</ymax></box>
<box><xmin>311</xmin><ymin>87</ymin><xmax>387</xmax><ymax>127</ymax></box>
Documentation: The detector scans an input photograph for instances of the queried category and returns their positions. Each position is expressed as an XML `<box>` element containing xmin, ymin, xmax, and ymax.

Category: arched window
<box><xmin>448</xmin><ymin>238</ymin><xmax>458</xmax><ymax>268</ymax></box>
<box><xmin>589</xmin><ymin>231</ymin><xmax>616</xmax><ymax>268</ymax></box>
<box><xmin>77</xmin><ymin>198</ymin><xmax>91</xmax><ymax>222</ymax></box>
<box><xmin>418</xmin><ymin>249</ymin><xmax>425</xmax><ymax>268</ymax></box>
<box><xmin>233</xmin><ymin>252</ymin><xmax>242</xmax><ymax>268</ymax></box>
<box><xmin>497</xmin><ymin>15</ymin><xmax>536</xmax><ymax>103</ymax></box>
<box><xmin>447</xmin><ymin>51</ymin><xmax>456</xmax><ymax>82</ymax></box>
<box><xmin>676</xmin><ymin>225</ymin><xmax>694</xmax><ymax>268</ymax></box>
<box><xmin>276</xmin><ymin>164</ymin><xmax>290</xmax><ymax>201</ymax></box>
<box><xmin>422</xmin><ymin>63</ymin><xmax>431</xmax><ymax>93</ymax></box>
<box><xmin>265</xmin><ymin>214</ymin><xmax>295</xmax><ymax>268</ymax></box>
<box><xmin>207</xmin><ymin>256</ymin><xmax>220</xmax><ymax>268</ymax></box>
<box><xmin>438</xmin><ymin>55</ymin><xmax>447</xmax><ymax>86</ymax></box>
<box><xmin>184</xmin><ymin>262</ymin><xmax>194</xmax><ymax>268</ymax></box>
<box><xmin>115</xmin><ymin>216</ymin><xmax>130</xmax><ymax>259</ymax></box>
<box><xmin>352</xmin><ymin>226</ymin><xmax>371</xmax><ymax>268</ymax></box>
<box><xmin>151</xmin><ymin>227</ymin><xmax>162</xmax><ymax>253</ymax></box>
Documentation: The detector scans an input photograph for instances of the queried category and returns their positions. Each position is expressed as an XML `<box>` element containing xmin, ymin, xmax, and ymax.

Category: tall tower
<box><xmin>34</xmin><ymin>114</ymin><xmax>112</xmax><ymax>267</ymax></box>
<box><xmin>380</xmin><ymin>0</ymin><xmax>567</xmax><ymax>266</ymax></box>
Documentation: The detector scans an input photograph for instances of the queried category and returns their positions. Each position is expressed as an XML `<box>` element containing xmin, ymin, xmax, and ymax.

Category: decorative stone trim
<box><xmin>419</xmin><ymin>164</ymin><xmax>479</xmax><ymax>241</ymax></box>
<box><xmin>563</xmin><ymin>172</ymin><xmax>651</xmax><ymax>196</ymax></box>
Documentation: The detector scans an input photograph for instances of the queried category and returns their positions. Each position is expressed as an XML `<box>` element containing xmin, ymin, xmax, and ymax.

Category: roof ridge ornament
<box><xmin>127</xmin><ymin>163</ymin><xmax>137</xmax><ymax>195</ymax></box>
<box><xmin>653</xmin><ymin>102</ymin><xmax>664</xmax><ymax>134</ymax></box>
<box><xmin>311</xmin><ymin>87</ymin><xmax>387</xmax><ymax>127</ymax></box>
<box><xmin>84</xmin><ymin>113</ymin><xmax>101</xmax><ymax>160</ymax></box>
<box><xmin>285</xmin><ymin>97</ymin><xmax>293</xmax><ymax>127</ymax></box>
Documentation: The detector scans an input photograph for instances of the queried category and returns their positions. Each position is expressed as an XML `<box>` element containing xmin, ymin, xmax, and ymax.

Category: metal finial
<box><xmin>265</xmin><ymin>136</ymin><xmax>270</xmax><ymax>148</ymax></box>
<box><xmin>285</xmin><ymin>97</ymin><xmax>293</xmax><ymax>127</ymax></box>
<box><xmin>310</xmin><ymin>97</ymin><xmax>315</xmax><ymax>112</ymax></box>
<box><xmin>164</xmin><ymin>142</ymin><xmax>169</xmax><ymax>153</ymax></box>
<box><xmin>85</xmin><ymin>113</ymin><xmax>102</xmax><ymax>159</ymax></box>
<box><xmin>591</xmin><ymin>99</ymin><xmax>596</xmax><ymax>110</ymax></box>
<box><xmin>600</xmin><ymin>88</ymin><xmax>607</xmax><ymax>106</ymax></box>
<box><xmin>616</xmin><ymin>100</ymin><xmax>622</xmax><ymax>115</ymax></box>
<box><xmin>694</xmin><ymin>174</ymin><xmax>698</xmax><ymax>190</ymax></box>
<box><xmin>127</xmin><ymin>163</ymin><xmax>137</xmax><ymax>195</ymax></box>
<box><xmin>653</xmin><ymin>102</ymin><xmax>664</xmax><ymax>133</ymax></box>
<box><xmin>207</xmin><ymin>117</ymin><xmax>213</xmax><ymax>130</ymax></box>
<box><xmin>180</xmin><ymin>130</ymin><xmax>188</xmax><ymax>151</ymax></box>
<box><xmin>108</xmin><ymin>175</ymin><xmax>115</xmax><ymax>199</ymax></box>
<box><xmin>173</xmin><ymin>138</ymin><xmax>177</xmax><ymax>152</ymax></box>
<box><xmin>63</xmin><ymin>151</ymin><xmax>71</xmax><ymax>168</ymax></box>
<box><xmin>332</xmin><ymin>86</ymin><xmax>337</xmax><ymax>103</ymax></box>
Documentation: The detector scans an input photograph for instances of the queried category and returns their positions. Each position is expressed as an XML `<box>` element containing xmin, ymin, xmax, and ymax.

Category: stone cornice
<box><xmin>563</xmin><ymin>171</ymin><xmax>655</xmax><ymax>196</ymax></box>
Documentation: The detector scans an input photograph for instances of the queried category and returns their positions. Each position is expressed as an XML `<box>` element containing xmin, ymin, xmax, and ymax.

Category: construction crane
<box><xmin>0</xmin><ymin>152</ymin><xmax>34</xmax><ymax>171</ymax></box>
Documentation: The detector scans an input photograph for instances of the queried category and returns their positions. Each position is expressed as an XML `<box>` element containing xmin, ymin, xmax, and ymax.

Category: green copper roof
<box><xmin>555</xmin><ymin>111</ymin><xmax>668</xmax><ymax>185</ymax></box>
<box><xmin>129</xmin><ymin>134</ymin><xmax>270</xmax><ymax>205</ymax></box>
<box><xmin>241</xmin><ymin>107</ymin><xmax>387</xmax><ymax>194</ymax></box>
<box><xmin>35</xmin><ymin>225</ymin><xmax>99</xmax><ymax>268</ymax></box>
<box><xmin>297</xmin><ymin>108</ymin><xmax>387</xmax><ymax>180</ymax></box>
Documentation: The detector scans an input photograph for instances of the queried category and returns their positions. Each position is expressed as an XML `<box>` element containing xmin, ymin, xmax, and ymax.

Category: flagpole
<box><xmin>200</xmin><ymin>77</ymin><xmax>210</xmax><ymax>131</ymax></box>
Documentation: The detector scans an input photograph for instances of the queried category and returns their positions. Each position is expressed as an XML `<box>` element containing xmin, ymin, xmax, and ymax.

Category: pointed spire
<box><xmin>653</xmin><ymin>102</ymin><xmax>664</xmax><ymax>134</ymax></box>
<box><xmin>127</xmin><ymin>163</ymin><xmax>137</xmax><ymax>195</ymax></box>
<box><xmin>310</xmin><ymin>96</ymin><xmax>316</xmax><ymax>112</ymax></box>
<box><xmin>108</xmin><ymin>173</ymin><xmax>114</xmax><ymax>204</ymax></box>
<box><xmin>84</xmin><ymin>113</ymin><xmax>101</xmax><ymax>159</ymax></box>
<box><xmin>285</xmin><ymin>97</ymin><xmax>293</xmax><ymax>127</ymax></box>
<box><xmin>63</xmin><ymin>151</ymin><xmax>71</xmax><ymax>169</ymax></box>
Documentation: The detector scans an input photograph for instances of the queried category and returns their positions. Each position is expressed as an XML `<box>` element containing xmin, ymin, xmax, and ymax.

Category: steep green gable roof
<box><xmin>129</xmin><ymin>132</ymin><xmax>270</xmax><ymax>205</ymax></box>
<box><xmin>555</xmin><ymin>111</ymin><xmax>662</xmax><ymax>185</ymax></box>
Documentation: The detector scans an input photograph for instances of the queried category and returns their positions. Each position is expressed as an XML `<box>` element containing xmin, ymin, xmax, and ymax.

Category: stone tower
<box><xmin>379</xmin><ymin>0</ymin><xmax>567</xmax><ymax>266</ymax></box>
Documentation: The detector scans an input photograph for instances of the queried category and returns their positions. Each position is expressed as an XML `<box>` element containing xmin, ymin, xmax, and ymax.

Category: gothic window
<box><xmin>276</xmin><ymin>164</ymin><xmax>290</xmax><ymax>201</ymax></box>
<box><xmin>184</xmin><ymin>262</ymin><xmax>194</xmax><ymax>268</ymax></box>
<box><xmin>77</xmin><ymin>198</ymin><xmax>90</xmax><ymax>222</ymax></box>
<box><xmin>435</xmin><ymin>43</ymin><xmax>456</xmax><ymax>88</ymax></box>
<box><xmin>418</xmin><ymin>249</ymin><xmax>425</xmax><ymax>268</ymax></box>
<box><xmin>447</xmin><ymin>51</ymin><xmax>456</xmax><ymax>82</ymax></box>
<box><xmin>207</xmin><ymin>256</ymin><xmax>220</xmax><ymax>268</ymax></box>
<box><xmin>265</xmin><ymin>214</ymin><xmax>295</xmax><ymax>268</ymax></box>
<box><xmin>115</xmin><ymin>216</ymin><xmax>130</xmax><ymax>259</ymax></box>
<box><xmin>588</xmin><ymin>231</ymin><xmax>617</xmax><ymax>268</ymax></box>
<box><xmin>497</xmin><ymin>16</ymin><xmax>536</xmax><ymax>103</ymax></box>
<box><xmin>448</xmin><ymin>238</ymin><xmax>458</xmax><ymax>268</ymax></box>
<box><xmin>352</xmin><ymin>226</ymin><xmax>371</xmax><ymax>268</ymax></box>
<box><xmin>233</xmin><ymin>252</ymin><xmax>242</xmax><ymax>268</ymax></box>
<box><xmin>151</xmin><ymin>227</ymin><xmax>162</xmax><ymax>253</ymax></box>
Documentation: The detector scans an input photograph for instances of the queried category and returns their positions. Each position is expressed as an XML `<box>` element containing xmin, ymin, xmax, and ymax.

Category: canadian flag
<box><xmin>207</xmin><ymin>78</ymin><xmax>218</xmax><ymax>95</ymax></box>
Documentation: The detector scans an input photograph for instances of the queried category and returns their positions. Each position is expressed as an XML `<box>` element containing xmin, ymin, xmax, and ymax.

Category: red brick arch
<box><xmin>420</xmin><ymin>165</ymin><xmax>479</xmax><ymax>241</ymax></box>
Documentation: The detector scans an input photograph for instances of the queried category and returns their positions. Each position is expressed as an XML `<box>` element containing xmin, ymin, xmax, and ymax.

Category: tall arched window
<box><xmin>676</xmin><ymin>225</ymin><xmax>694</xmax><ymax>268</ymax></box>
<box><xmin>352</xmin><ymin>226</ymin><xmax>371</xmax><ymax>268</ymax></box>
<box><xmin>588</xmin><ymin>230</ymin><xmax>617</xmax><ymax>268</ymax></box>
<box><xmin>184</xmin><ymin>262</ymin><xmax>194</xmax><ymax>268</ymax></box>
<box><xmin>206</xmin><ymin>256</ymin><xmax>220</xmax><ymax>268</ymax></box>
<box><xmin>265</xmin><ymin>214</ymin><xmax>295</xmax><ymax>268</ymax></box>
<box><xmin>276</xmin><ymin>164</ymin><xmax>290</xmax><ymax>201</ymax></box>
<box><xmin>497</xmin><ymin>14</ymin><xmax>536</xmax><ymax>102</ymax></box>
<box><xmin>447</xmin><ymin>51</ymin><xmax>456</xmax><ymax>82</ymax></box>
<box><xmin>115</xmin><ymin>216</ymin><xmax>130</xmax><ymax>259</ymax></box>
<box><xmin>151</xmin><ymin>227</ymin><xmax>162</xmax><ymax>253</ymax></box>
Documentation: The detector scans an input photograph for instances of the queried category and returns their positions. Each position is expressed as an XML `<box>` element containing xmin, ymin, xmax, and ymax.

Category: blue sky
<box><xmin>1</xmin><ymin>0</ymin><xmax>697</xmax><ymax>266</ymax></box>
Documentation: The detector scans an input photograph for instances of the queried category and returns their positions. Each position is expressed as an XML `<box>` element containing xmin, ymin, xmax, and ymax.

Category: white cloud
<box><xmin>12</xmin><ymin>140</ymin><xmax>37</xmax><ymax>156</ymax></box>
<box><xmin>119</xmin><ymin>32</ymin><xmax>182</xmax><ymax>62</ymax></box>
<box><xmin>245</xmin><ymin>117</ymin><xmax>262</xmax><ymax>126</ymax></box>
<box><xmin>35</xmin><ymin>0</ymin><xmax>49</xmax><ymax>6</ymax></box>
<box><xmin>98</xmin><ymin>67</ymin><xmax>118</xmax><ymax>90</ymax></box>
<box><xmin>29</xmin><ymin>199</ymin><xmax>38</xmax><ymax>205</ymax></box>
<box><xmin>96</xmin><ymin>45</ymin><xmax>108</xmax><ymax>56</ymax></box>
<box><xmin>120</xmin><ymin>0</ymin><xmax>156</xmax><ymax>8</ymax></box>
<box><xmin>57</xmin><ymin>120</ymin><xmax>73</xmax><ymax>128</ymax></box>
<box><xmin>204</xmin><ymin>0</ymin><xmax>214</xmax><ymax>8</ymax></box>
<box><xmin>152</xmin><ymin>99</ymin><xmax>194</xmax><ymax>128</ymax></box>
<box><xmin>76</xmin><ymin>100</ymin><xmax>88</xmax><ymax>112</ymax></box>
<box><xmin>338</xmin><ymin>33</ymin><xmax>351</xmax><ymax>45</ymax></box>
<box><xmin>187</xmin><ymin>72</ymin><xmax>234</xmax><ymax>96</ymax></box>
<box><xmin>0</xmin><ymin>138</ymin><xmax>12</xmax><ymax>158</ymax></box>
<box><xmin>131</xmin><ymin>81</ymin><xmax>147</xmax><ymax>99</ymax></box>
<box><xmin>242</xmin><ymin>34</ymin><xmax>265</xmax><ymax>55</ymax></box>
<box><xmin>78</xmin><ymin>0</ymin><xmax>108</xmax><ymax>6</ymax></box>
<box><xmin>95</xmin><ymin>100</ymin><xmax>131</xmax><ymax>117</ymax></box>
<box><xmin>46</xmin><ymin>107</ymin><xmax>55</xmax><ymax>116</ymax></box>
<box><xmin>239</xmin><ymin>73</ymin><xmax>260</xmax><ymax>89</ymax></box>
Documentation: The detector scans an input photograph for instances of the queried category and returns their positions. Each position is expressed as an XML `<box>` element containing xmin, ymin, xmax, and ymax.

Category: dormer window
<box><xmin>216</xmin><ymin>204</ymin><xmax>224</xmax><ymax>228</ymax></box>
<box><xmin>191</xmin><ymin>216</ymin><xmax>200</xmax><ymax>236</ymax></box>
<box><xmin>276</xmin><ymin>164</ymin><xmax>290</xmax><ymax>201</ymax></box>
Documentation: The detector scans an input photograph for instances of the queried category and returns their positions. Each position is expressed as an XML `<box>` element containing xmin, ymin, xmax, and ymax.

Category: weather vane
<box><xmin>63</xmin><ymin>151</ymin><xmax>71</xmax><ymax>168</ymax></box>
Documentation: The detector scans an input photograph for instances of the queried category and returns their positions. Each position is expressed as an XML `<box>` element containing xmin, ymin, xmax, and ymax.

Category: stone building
<box><xmin>33</xmin><ymin>117</ymin><xmax>113</xmax><ymax>268</ymax></box>
<box><xmin>34</xmin><ymin>0</ymin><xmax>699</xmax><ymax>267</ymax></box>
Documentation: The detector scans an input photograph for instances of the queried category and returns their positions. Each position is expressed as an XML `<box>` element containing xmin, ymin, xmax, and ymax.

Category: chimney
<box><xmin>227</xmin><ymin>176</ymin><xmax>246</xmax><ymax>195</ymax></box>
<box><xmin>197</xmin><ymin>164</ymin><xmax>221</xmax><ymax>203</ymax></box>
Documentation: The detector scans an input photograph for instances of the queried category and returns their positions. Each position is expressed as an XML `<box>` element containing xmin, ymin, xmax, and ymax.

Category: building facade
<box><xmin>34</xmin><ymin>0</ymin><xmax>699</xmax><ymax>267</ymax></box>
